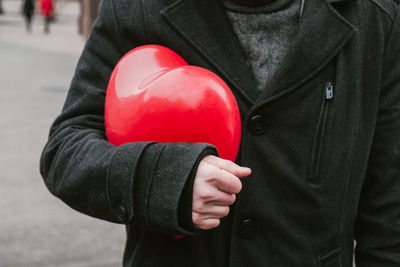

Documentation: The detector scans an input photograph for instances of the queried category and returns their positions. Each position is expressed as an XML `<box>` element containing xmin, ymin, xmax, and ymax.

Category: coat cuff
<box><xmin>134</xmin><ymin>142</ymin><xmax>217</xmax><ymax>235</ymax></box>
<box><xmin>106</xmin><ymin>142</ymin><xmax>153</xmax><ymax>223</ymax></box>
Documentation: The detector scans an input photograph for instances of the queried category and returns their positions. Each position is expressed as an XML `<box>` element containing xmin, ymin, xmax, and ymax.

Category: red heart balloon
<box><xmin>105</xmin><ymin>45</ymin><xmax>241</xmax><ymax>162</ymax></box>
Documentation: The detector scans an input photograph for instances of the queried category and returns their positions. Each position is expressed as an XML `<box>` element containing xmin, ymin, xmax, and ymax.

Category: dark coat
<box><xmin>23</xmin><ymin>0</ymin><xmax>34</xmax><ymax>17</ymax></box>
<box><xmin>40</xmin><ymin>0</ymin><xmax>400</xmax><ymax>266</ymax></box>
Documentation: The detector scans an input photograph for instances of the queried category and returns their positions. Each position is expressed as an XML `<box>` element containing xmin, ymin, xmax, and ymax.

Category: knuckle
<box><xmin>226</xmin><ymin>159</ymin><xmax>238</xmax><ymax>171</ymax></box>
<box><xmin>198</xmin><ymin>188</ymin><xmax>214</xmax><ymax>200</ymax></box>
<box><xmin>196</xmin><ymin>162</ymin><xmax>212</xmax><ymax>179</ymax></box>
<box><xmin>204</xmin><ymin>165</ymin><xmax>218</xmax><ymax>180</ymax></box>
<box><xmin>213</xmin><ymin>167</ymin><xmax>223</xmax><ymax>179</ymax></box>
<box><xmin>192</xmin><ymin>200</ymin><xmax>201</xmax><ymax>211</ymax></box>
<box><xmin>215</xmin><ymin>171</ymin><xmax>226</xmax><ymax>185</ymax></box>
<box><xmin>196</xmin><ymin>161</ymin><xmax>207</xmax><ymax>175</ymax></box>
<box><xmin>222</xmin><ymin>159</ymin><xmax>231</xmax><ymax>169</ymax></box>
<box><xmin>194</xmin><ymin>203</ymin><xmax>207</xmax><ymax>213</ymax></box>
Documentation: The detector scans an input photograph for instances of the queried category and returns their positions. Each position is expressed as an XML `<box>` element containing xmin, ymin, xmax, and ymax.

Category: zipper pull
<box><xmin>325</xmin><ymin>82</ymin><xmax>334</xmax><ymax>100</ymax></box>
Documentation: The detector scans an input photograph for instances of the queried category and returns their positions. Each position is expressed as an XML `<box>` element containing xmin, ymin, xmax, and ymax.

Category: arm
<box><xmin>354</xmin><ymin>6</ymin><xmax>400</xmax><ymax>266</ymax></box>
<box><xmin>39</xmin><ymin>0</ymin><xmax>216</xmax><ymax>235</ymax></box>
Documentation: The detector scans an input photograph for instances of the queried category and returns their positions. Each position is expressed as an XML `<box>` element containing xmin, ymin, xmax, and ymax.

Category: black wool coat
<box><xmin>40</xmin><ymin>0</ymin><xmax>400</xmax><ymax>266</ymax></box>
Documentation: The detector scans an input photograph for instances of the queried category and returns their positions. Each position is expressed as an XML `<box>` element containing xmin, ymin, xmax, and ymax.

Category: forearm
<box><xmin>39</xmin><ymin>0</ymin><xmax>218</xmax><ymax>235</ymax></box>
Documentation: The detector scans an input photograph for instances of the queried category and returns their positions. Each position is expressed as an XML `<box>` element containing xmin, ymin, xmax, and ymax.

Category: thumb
<box><xmin>237</xmin><ymin>166</ymin><xmax>251</xmax><ymax>178</ymax></box>
<box><xmin>203</xmin><ymin>155</ymin><xmax>251</xmax><ymax>178</ymax></box>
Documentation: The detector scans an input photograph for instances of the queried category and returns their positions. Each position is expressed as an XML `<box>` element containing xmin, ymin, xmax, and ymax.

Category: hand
<box><xmin>192</xmin><ymin>155</ymin><xmax>251</xmax><ymax>230</ymax></box>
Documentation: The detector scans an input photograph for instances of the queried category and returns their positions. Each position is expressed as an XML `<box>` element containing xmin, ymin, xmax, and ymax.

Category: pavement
<box><xmin>0</xmin><ymin>1</ymin><xmax>125</xmax><ymax>266</ymax></box>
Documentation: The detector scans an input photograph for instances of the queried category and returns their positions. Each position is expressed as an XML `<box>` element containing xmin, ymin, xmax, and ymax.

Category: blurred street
<box><xmin>0</xmin><ymin>1</ymin><xmax>125</xmax><ymax>266</ymax></box>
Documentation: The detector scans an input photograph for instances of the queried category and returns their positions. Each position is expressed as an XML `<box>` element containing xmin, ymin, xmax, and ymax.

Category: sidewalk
<box><xmin>0</xmin><ymin>0</ymin><xmax>84</xmax><ymax>56</ymax></box>
<box><xmin>0</xmin><ymin>1</ymin><xmax>125</xmax><ymax>266</ymax></box>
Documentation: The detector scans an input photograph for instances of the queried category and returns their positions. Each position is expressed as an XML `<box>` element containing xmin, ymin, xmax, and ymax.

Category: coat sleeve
<box><xmin>39</xmin><ymin>0</ymin><xmax>217</xmax><ymax>235</ymax></box>
<box><xmin>354</xmin><ymin>6</ymin><xmax>400</xmax><ymax>266</ymax></box>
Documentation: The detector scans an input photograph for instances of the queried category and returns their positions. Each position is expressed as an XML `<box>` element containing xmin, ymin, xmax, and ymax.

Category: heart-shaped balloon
<box><xmin>105</xmin><ymin>45</ymin><xmax>241</xmax><ymax>162</ymax></box>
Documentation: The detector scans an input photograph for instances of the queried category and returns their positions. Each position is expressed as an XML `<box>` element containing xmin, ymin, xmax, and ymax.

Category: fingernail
<box><xmin>242</xmin><ymin>167</ymin><xmax>251</xmax><ymax>173</ymax></box>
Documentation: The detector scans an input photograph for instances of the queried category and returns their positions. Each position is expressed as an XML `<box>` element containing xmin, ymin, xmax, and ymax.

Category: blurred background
<box><xmin>0</xmin><ymin>0</ymin><xmax>125</xmax><ymax>266</ymax></box>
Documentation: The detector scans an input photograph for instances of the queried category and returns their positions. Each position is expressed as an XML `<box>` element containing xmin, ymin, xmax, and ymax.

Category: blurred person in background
<box><xmin>40</xmin><ymin>0</ymin><xmax>53</xmax><ymax>33</ymax></box>
<box><xmin>22</xmin><ymin>0</ymin><xmax>34</xmax><ymax>33</ymax></box>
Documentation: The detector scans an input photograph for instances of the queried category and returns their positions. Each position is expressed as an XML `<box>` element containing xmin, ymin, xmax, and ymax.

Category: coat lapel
<box><xmin>162</xmin><ymin>0</ymin><xmax>357</xmax><ymax>107</ymax></box>
<box><xmin>161</xmin><ymin>0</ymin><xmax>258</xmax><ymax>104</ymax></box>
<box><xmin>254</xmin><ymin>0</ymin><xmax>357</xmax><ymax>106</ymax></box>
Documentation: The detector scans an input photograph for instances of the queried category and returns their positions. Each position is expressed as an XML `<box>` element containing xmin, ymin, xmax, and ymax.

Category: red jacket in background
<box><xmin>40</xmin><ymin>0</ymin><xmax>53</xmax><ymax>18</ymax></box>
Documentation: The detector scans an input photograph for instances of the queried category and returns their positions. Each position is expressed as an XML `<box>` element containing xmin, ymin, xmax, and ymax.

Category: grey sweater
<box><xmin>223</xmin><ymin>0</ymin><xmax>301</xmax><ymax>93</ymax></box>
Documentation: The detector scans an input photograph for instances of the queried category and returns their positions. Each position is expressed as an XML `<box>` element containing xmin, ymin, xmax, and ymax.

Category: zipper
<box><xmin>308</xmin><ymin>81</ymin><xmax>334</xmax><ymax>182</ymax></box>
<box><xmin>326</xmin><ymin>82</ymin><xmax>334</xmax><ymax>100</ymax></box>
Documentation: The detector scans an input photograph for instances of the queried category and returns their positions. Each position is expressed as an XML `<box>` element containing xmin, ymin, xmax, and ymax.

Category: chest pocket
<box><xmin>247</xmin><ymin>59</ymin><xmax>357</xmax><ymax>189</ymax></box>
<box><xmin>308</xmin><ymin>81</ymin><xmax>334</xmax><ymax>182</ymax></box>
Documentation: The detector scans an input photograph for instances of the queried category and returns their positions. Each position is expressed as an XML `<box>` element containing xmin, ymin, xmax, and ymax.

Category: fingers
<box><xmin>200</xmin><ymin>161</ymin><xmax>242</xmax><ymax>194</ymax></box>
<box><xmin>192</xmin><ymin>155</ymin><xmax>252</xmax><ymax>231</ymax></box>
<box><xmin>193</xmin><ymin>188</ymin><xmax>236</xmax><ymax>209</ymax></box>
<box><xmin>212</xmin><ymin>168</ymin><xmax>242</xmax><ymax>194</ymax></box>
<box><xmin>192</xmin><ymin>205</ymin><xmax>229</xmax><ymax>230</ymax></box>
<box><xmin>192</xmin><ymin>181</ymin><xmax>235</xmax><ymax>230</ymax></box>
<box><xmin>193</xmin><ymin>205</ymin><xmax>230</xmax><ymax>219</ymax></box>
<box><xmin>206</xmin><ymin>191</ymin><xmax>236</xmax><ymax>206</ymax></box>
<box><xmin>203</xmin><ymin>155</ymin><xmax>251</xmax><ymax>178</ymax></box>
<box><xmin>192</xmin><ymin>215</ymin><xmax>220</xmax><ymax>230</ymax></box>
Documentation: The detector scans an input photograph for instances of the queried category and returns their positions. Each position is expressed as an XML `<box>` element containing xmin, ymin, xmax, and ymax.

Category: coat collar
<box><xmin>162</xmin><ymin>0</ymin><xmax>259</xmax><ymax>104</ymax></box>
<box><xmin>161</xmin><ymin>0</ymin><xmax>357</xmax><ymax>105</ymax></box>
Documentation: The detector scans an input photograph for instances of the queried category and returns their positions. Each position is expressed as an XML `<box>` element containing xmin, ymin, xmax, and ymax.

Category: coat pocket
<box><xmin>308</xmin><ymin>81</ymin><xmax>334</xmax><ymax>182</ymax></box>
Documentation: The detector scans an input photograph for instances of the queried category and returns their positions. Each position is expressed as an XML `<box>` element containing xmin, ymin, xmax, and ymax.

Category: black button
<box><xmin>117</xmin><ymin>204</ymin><xmax>127</xmax><ymax>222</ymax></box>
<box><xmin>239</xmin><ymin>219</ymin><xmax>255</xmax><ymax>239</ymax></box>
<box><xmin>249</xmin><ymin>115</ymin><xmax>266</xmax><ymax>135</ymax></box>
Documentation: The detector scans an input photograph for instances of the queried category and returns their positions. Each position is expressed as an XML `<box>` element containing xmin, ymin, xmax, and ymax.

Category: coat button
<box><xmin>249</xmin><ymin>115</ymin><xmax>266</xmax><ymax>135</ymax></box>
<box><xmin>239</xmin><ymin>219</ymin><xmax>255</xmax><ymax>239</ymax></box>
